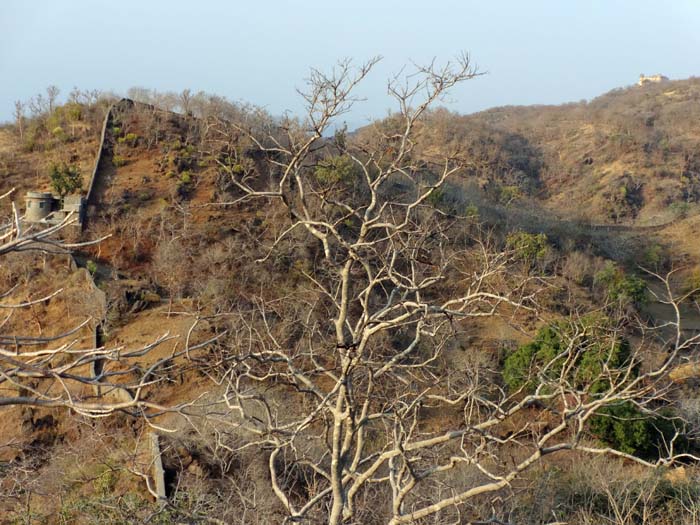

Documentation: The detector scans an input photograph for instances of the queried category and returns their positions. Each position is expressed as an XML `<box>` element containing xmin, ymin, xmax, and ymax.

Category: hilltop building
<box><xmin>638</xmin><ymin>74</ymin><xmax>669</xmax><ymax>86</ymax></box>
<box><xmin>25</xmin><ymin>191</ymin><xmax>85</xmax><ymax>226</ymax></box>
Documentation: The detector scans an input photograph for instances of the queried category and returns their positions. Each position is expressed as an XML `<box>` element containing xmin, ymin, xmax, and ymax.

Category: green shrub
<box><xmin>499</xmin><ymin>185</ymin><xmax>521</xmax><ymax>205</ymax></box>
<box><xmin>51</xmin><ymin>126</ymin><xmax>67</xmax><ymax>142</ymax></box>
<box><xmin>505</xmin><ymin>231</ymin><xmax>549</xmax><ymax>268</ymax></box>
<box><xmin>314</xmin><ymin>155</ymin><xmax>361</xmax><ymax>185</ymax></box>
<box><xmin>464</xmin><ymin>204</ymin><xmax>479</xmax><ymax>220</ymax></box>
<box><xmin>46</xmin><ymin>111</ymin><xmax>63</xmax><ymax>133</ymax></box>
<box><xmin>503</xmin><ymin>315</ymin><xmax>631</xmax><ymax>394</ymax></box>
<box><xmin>24</xmin><ymin>121</ymin><xmax>43</xmax><ymax>149</ymax></box>
<box><xmin>593</xmin><ymin>261</ymin><xmax>647</xmax><ymax>306</ymax></box>
<box><xmin>86</xmin><ymin>260</ymin><xmax>97</xmax><ymax>275</ymax></box>
<box><xmin>117</xmin><ymin>132</ymin><xmax>138</xmax><ymax>146</ymax></box>
<box><xmin>177</xmin><ymin>171</ymin><xmax>195</xmax><ymax>196</ymax></box>
<box><xmin>503</xmin><ymin>316</ymin><xmax>679</xmax><ymax>458</ymax></box>
<box><xmin>172</xmin><ymin>150</ymin><xmax>195</xmax><ymax>172</ymax></box>
<box><xmin>426</xmin><ymin>187</ymin><xmax>446</xmax><ymax>207</ymax></box>
<box><xmin>589</xmin><ymin>403</ymin><xmax>680</xmax><ymax>457</ymax></box>
<box><xmin>92</xmin><ymin>468</ymin><xmax>118</xmax><ymax>496</ymax></box>
<box><xmin>64</xmin><ymin>102</ymin><xmax>82</xmax><ymax>122</ymax></box>
<box><xmin>643</xmin><ymin>243</ymin><xmax>665</xmax><ymax>268</ymax></box>
<box><xmin>22</xmin><ymin>135</ymin><xmax>37</xmax><ymax>153</ymax></box>
<box><xmin>112</xmin><ymin>155</ymin><xmax>127</xmax><ymax>167</ymax></box>
<box><xmin>49</xmin><ymin>162</ymin><xmax>82</xmax><ymax>197</ymax></box>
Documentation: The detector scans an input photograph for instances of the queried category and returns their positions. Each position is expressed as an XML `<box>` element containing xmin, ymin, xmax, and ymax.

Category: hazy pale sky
<box><xmin>1</xmin><ymin>0</ymin><xmax>699</xmax><ymax>126</ymax></box>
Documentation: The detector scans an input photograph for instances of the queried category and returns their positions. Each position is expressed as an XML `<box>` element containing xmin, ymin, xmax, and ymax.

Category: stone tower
<box><xmin>24</xmin><ymin>191</ymin><xmax>54</xmax><ymax>222</ymax></box>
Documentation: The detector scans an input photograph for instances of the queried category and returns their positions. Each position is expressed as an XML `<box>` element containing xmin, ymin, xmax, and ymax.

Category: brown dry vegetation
<box><xmin>1</xmin><ymin>78</ymin><xmax>700</xmax><ymax>523</ymax></box>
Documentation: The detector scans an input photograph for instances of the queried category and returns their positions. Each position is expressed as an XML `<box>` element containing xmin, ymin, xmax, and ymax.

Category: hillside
<box><xmin>437</xmin><ymin>78</ymin><xmax>700</xmax><ymax>225</ymax></box>
<box><xmin>2</xmin><ymin>75</ymin><xmax>700</xmax><ymax>524</ymax></box>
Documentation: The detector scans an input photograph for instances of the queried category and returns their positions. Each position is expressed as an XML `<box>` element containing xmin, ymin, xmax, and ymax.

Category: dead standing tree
<box><xmin>206</xmin><ymin>56</ymin><xmax>512</xmax><ymax>522</ymax></box>
<box><xmin>207</xmin><ymin>56</ymin><xmax>700</xmax><ymax>524</ymax></box>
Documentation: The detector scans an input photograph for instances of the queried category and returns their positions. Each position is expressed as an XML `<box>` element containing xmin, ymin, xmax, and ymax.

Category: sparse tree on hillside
<box><xmin>13</xmin><ymin>100</ymin><xmax>25</xmax><ymax>140</ymax></box>
<box><xmin>27</xmin><ymin>93</ymin><xmax>46</xmax><ymax>118</ymax></box>
<box><xmin>179</xmin><ymin>88</ymin><xmax>193</xmax><ymax>115</ymax></box>
<box><xmin>157</xmin><ymin>91</ymin><xmax>179</xmax><ymax>113</ymax></box>
<box><xmin>67</xmin><ymin>86</ymin><xmax>102</xmax><ymax>109</ymax></box>
<box><xmin>202</xmin><ymin>57</ymin><xmax>700</xmax><ymax>524</ymax></box>
<box><xmin>46</xmin><ymin>85</ymin><xmax>60</xmax><ymax>114</ymax></box>
<box><xmin>126</xmin><ymin>86</ymin><xmax>154</xmax><ymax>105</ymax></box>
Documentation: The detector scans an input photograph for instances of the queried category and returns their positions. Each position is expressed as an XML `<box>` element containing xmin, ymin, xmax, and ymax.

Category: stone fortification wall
<box><xmin>83</xmin><ymin>99</ymin><xmax>135</xmax><ymax>229</ymax></box>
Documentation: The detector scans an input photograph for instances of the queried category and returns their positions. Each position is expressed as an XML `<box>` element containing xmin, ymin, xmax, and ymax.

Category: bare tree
<box><xmin>67</xmin><ymin>86</ymin><xmax>101</xmax><ymax>109</ymax></box>
<box><xmin>179</xmin><ymin>88</ymin><xmax>193</xmax><ymax>115</ymax></box>
<box><xmin>126</xmin><ymin>86</ymin><xmax>154</xmax><ymax>105</ymax></box>
<box><xmin>197</xmin><ymin>56</ymin><xmax>700</xmax><ymax>524</ymax></box>
<box><xmin>13</xmin><ymin>101</ymin><xmax>25</xmax><ymax>140</ymax></box>
<box><xmin>27</xmin><ymin>93</ymin><xmax>46</xmax><ymax>119</ymax></box>
<box><xmin>46</xmin><ymin>85</ymin><xmax>60</xmax><ymax>115</ymax></box>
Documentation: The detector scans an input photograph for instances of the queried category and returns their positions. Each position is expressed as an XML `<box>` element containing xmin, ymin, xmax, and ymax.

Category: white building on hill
<box><xmin>638</xmin><ymin>74</ymin><xmax>669</xmax><ymax>86</ymax></box>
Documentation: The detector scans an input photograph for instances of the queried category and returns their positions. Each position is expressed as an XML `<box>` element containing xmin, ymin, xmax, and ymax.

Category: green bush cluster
<box><xmin>64</xmin><ymin>102</ymin><xmax>82</xmax><ymax>122</ymax></box>
<box><xmin>21</xmin><ymin>130</ymin><xmax>38</xmax><ymax>152</ymax></box>
<box><xmin>117</xmin><ymin>132</ymin><xmax>139</xmax><ymax>146</ymax></box>
<box><xmin>643</xmin><ymin>243</ymin><xmax>665</xmax><ymax>268</ymax></box>
<box><xmin>498</xmin><ymin>184</ymin><xmax>521</xmax><ymax>205</ymax></box>
<box><xmin>589</xmin><ymin>402</ymin><xmax>680</xmax><ymax>457</ymax></box>
<box><xmin>161</xmin><ymin>140</ymin><xmax>198</xmax><ymax>176</ymax></box>
<box><xmin>464</xmin><ymin>204</ymin><xmax>479</xmax><ymax>220</ymax></box>
<box><xmin>314</xmin><ymin>155</ymin><xmax>361</xmax><ymax>185</ymax></box>
<box><xmin>503</xmin><ymin>316</ymin><xmax>679</xmax><ymax>458</ymax></box>
<box><xmin>20</xmin><ymin>101</ymin><xmax>90</xmax><ymax>152</ymax></box>
<box><xmin>505</xmin><ymin>231</ymin><xmax>549</xmax><ymax>268</ymax></box>
<box><xmin>112</xmin><ymin>154</ymin><xmax>127</xmax><ymax>167</ymax></box>
<box><xmin>45</xmin><ymin>106</ymin><xmax>79</xmax><ymax>140</ymax></box>
<box><xmin>593</xmin><ymin>261</ymin><xmax>647</xmax><ymax>306</ymax></box>
<box><xmin>49</xmin><ymin>162</ymin><xmax>82</xmax><ymax>197</ymax></box>
<box><xmin>177</xmin><ymin>170</ymin><xmax>195</xmax><ymax>196</ymax></box>
<box><xmin>503</xmin><ymin>315</ymin><xmax>631</xmax><ymax>393</ymax></box>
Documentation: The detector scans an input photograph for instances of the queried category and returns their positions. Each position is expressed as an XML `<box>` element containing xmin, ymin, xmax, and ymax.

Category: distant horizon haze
<box><xmin>1</xmin><ymin>0</ymin><xmax>699</xmax><ymax>125</ymax></box>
